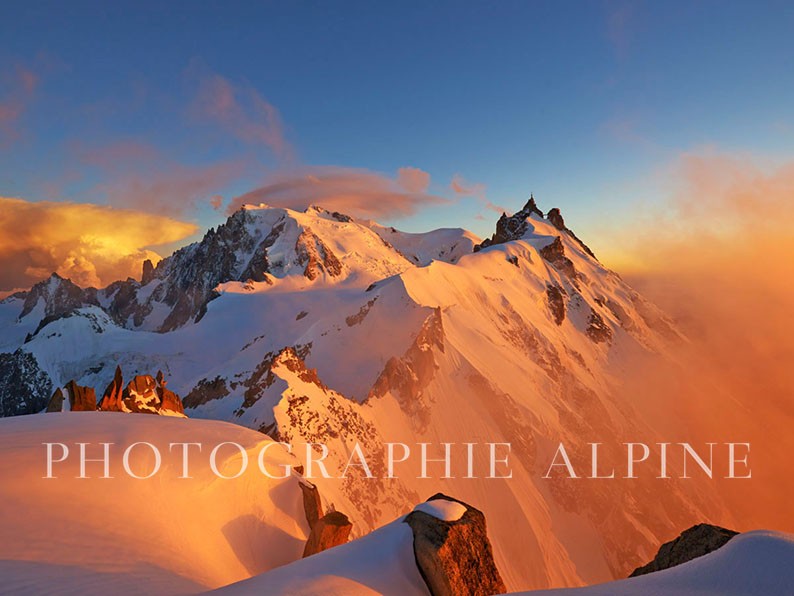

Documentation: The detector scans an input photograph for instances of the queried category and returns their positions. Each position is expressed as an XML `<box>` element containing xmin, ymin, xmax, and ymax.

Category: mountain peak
<box><xmin>20</xmin><ymin>271</ymin><xmax>98</xmax><ymax>321</ymax></box>
<box><xmin>474</xmin><ymin>195</ymin><xmax>596</xmax><ymax>259</ymax></box>
<box><xmin>522</xmin><ymin>194</ymin><xmax>544</xmax><ymax>218</ymax></box>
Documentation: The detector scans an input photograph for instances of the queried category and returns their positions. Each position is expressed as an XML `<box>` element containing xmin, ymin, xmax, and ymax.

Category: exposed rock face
<box><xmin>156</xmin><ymin>370</ymin><xmax>184</xmax><ymax>414</ymax></box>
<box><xmin>123</xmin><ymin>375</ymin><xmax>159</xmax><ymax>414</ymax></box>
<box><xmin>120</xmin><ymin>373</ymin><xmax>185</xmax><ymax>415</ymax></box>
<box><xmin>19</xmin><ymin>273</ymin><xmax>99</xmax><ymax>321</ymax></box>
<box><xmin>345</xmin><ymin>297</ymin><xmax>378</xmax><ymax>327</ymax></box>
<box><xmin>546</xmin><ymin>207</ymin><xmax>597</xmax><ymax>259</ymax></box>
<box><xmin>546</xmin><ymin>284</ymin><xmax>567</xmax><ymax>326</ymax></box>
<box><xmin>404</xmin><ymin>494</ymin><xmax>506</xmax><ymax>596</ymax></box>
<box><xmin>183</xmin><ymin>376</ymin><xmax>230</xmax><ymax>409</ymax></box>
<box><xmin>299</xmin><ymin>480</ymin><xmax>324</xmax><ymax>530</ymax></box>
<box><xmin>302</xmin><ymin>511</ymin><xmax>353</xmax><ymax>557</ymax></box>
<box><xmin>65</xmin><ymin>380</ymin><xmax>97</xmax><ymax>412</ymax></box>
<box><xmin>0</xmin><ymin>350</ymin><xmax>52</xmax><ymax>416</ymax></box>
<box><xmin>141</xmin><ymin>259</ymin><xmax>155</xmax><ymax>285</ymax></box>
<box><xmin>45</xmin><ymin>388</ymin><xmax>65</xmax><ymax>412</ymax></box>
<box><xmin>539</xmin><ymin>236</ymin><xmax>577</xmax><ymax>279</ymax></box>
<box><xmin>99</xmin><ymin>365</ymin><xmax>125</xmax><ymax>411</ymax></box>
<box><xmin>474</xmin><ymin>197</ymin><xmax>597</xmax><ymax>261</ymax></box>
<box><xmin>44</xmin><ymin>367</ymin><xmax>188</xmax><ymax>416</ymax></box>
<box><xmin>296</xmin><ymin>228</ymin><xmax>344</xmax><ymax>281</ymax></box>
<box><xmin>474</xmin><ymin>196</ymin><xmax>543</xmax><ymax>252</ymax></box>
<box><xmin>368</xmin><ymin>308</ymin><xmax>444</xmax><ymax>430</ymax></box>
<box><xmin>546</xmin><ymin>207</ymin><xmax>566</xmax><ymax>230</ymax></box>
<box><xmin>630</xmin><ymin>523</ymin><xmax>739</xmax><ymax>577</ymax></box>
<box><xmin>586</xmin><ymin>309</ymin><xmax>613</xmax><ymax>344</ymax></box>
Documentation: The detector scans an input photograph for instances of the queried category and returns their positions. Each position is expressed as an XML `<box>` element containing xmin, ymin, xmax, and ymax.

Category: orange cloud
<box><xmin>189</xmin><ymin>70</ymin><xmax>293</xmax><ymax>161</ymax></box>
<box><xmin>396</xmin><ymin>166</ymin><xmax>431</xmax><ymax>193</ymax></box>
<box><xmin>227</xmin><ymin>166</ymin><xmax>449</xmax><ymax>219</ymax></box>
<box><xmin>75</xmin><ymin>140</ymin><xmax>246</xmax><ymax>216</ymax></box>
<box><xmin>0</xmin><ymin>197</ymin><xmax>197</xmax><ymax>290</ymax></box>
<box><xmin>606</xmin><ymin>150</ymin><xmax>794</xmax><ymax>272</ymax></box>
<box><xmin>0</xmin><ymin>66</ymin><xmax>39</xmax><ymax>147</ymax></box>
<box><xmin>450</xmin><ymin>173</ymin><xmax>485</xmax><ymax>197</ymax></box>
<box><xmin>450</xmin><ymin>174</ymin><xmax>508</xmax><ymax>215</ymax></box>
<box><xmin>605</xmin><ymin>149</ymin><xmax>794</xmax><ymax>536</ymax></box>
<box><xmin>210</xmin><ymin>194</ymin><xmax>225</xmax><ymax>210</ymax></box>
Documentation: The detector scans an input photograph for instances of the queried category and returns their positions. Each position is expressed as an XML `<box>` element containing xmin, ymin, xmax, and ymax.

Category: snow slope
<box><xmin>0</xmin><ymin>413</ymin><xmax>310</xmax><ymax>595</ymax></box>
<box><xmin>213</xmin><ymin>518</ymin><xmax>429</xmax><ymax>596</ymax></box>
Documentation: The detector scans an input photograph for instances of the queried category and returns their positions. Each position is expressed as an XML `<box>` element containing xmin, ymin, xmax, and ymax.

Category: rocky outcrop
<box><xmin>45</xmin><ymin>388</ymin><xmax>65</xmax><ymax>412</ymax></box>
<box><xmin>156</xmin><ymin>370</ymin><xmax>184</xmax><ymax>414</ymax></box>
<box><xmin>123</xmin><ymin>375</ymin><xmax>160</xmax><ymax>414</ymax></box>
<box><xmin>302</xmin><ymin>511</ymin><xmax>353</xmax><ymax>557</ymax></box>
<box><xmin>42</xmin><ymin>368</ymin><xmax>186</xmax><ymax>416</ymax></box>
<box><xmin>296</xmin><ymin>228</ymin><xmax>344</xmax><ymax>281</ymax></box>
<box><xmin>345</xmin><ymin>297</ymin><xmax>378</xmax><ymax>327</ymax></box>
<box><xmin>119</xmin><ymin>373</ymin><xmax>185</xmax><ymax>415</ymax></box>
<box><xmin>0</xmin><ymin>350</ymin><xmax>53</xmax><ymax>417</ymax></box>
<box><xmin>404</xmin><ymin>494</ymin><xmax>506</xmax><ymax>596</ymax></box>
<box><xmin>546</xmin><ymin>207</ymin><xmax>597</xmax><ymax>259</ymax></box>
<box><xmin>546</xmin><ymin>284</ymin><xmax>567</xmax><ymax>326</ymax></box>
<box><xmin>475</xmin><ymin>196</ymin><xmax>543</xmax><ymax>252</ymax></box>
<box><xmin>99</xmin><ymin>365</ymin><xmax>125</xmax><ymax>411</ymax></box>
<box><xmin>141</xmin><ymin>259</ymin><xmax>155</xmax><ymax>285</ymax></box>
<box><xmin>299</xmin><ymin>480</ymin><xmax>324</xmax><ymax>530</ymax></box>
<box><xmin>183</xmin><ymin>376</ymin><xmax>230</xmax><ymax>409</ymax></box>
<box><xmin>585</xmin><ymin>309</ymin><xmax>613</xmax><ymax>344</ymax></box>
<box><xmin>19</xmin><ymin>273</ymin><xmax>99</xmax><ymax>321</ymax></box>
<box><xmin>474</xmin><ymin>197</ymin><xmax>597</xmax><ymax>262</ymax></box>
<box><xmin>539</xmin><ymin>237</ymin><xmax>577</xmax><ymax>279</ymax></box>
<box><xmin>368</xmin><ymin>308</ymin><xmax>444</xmax><ymax>431</ymax></box>
<box><xmin>630</xmin><ymin>523</ymin><xmax>739</xmax><ymax>577</ymax></box>
<box><xmin>65</xmin><ymin>380</ymin><xmax>97</xmax><ymax>412</ymax></box>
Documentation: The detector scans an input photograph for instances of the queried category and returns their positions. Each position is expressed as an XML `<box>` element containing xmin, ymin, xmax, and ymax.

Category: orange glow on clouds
<box><xmin>0</xmin><ymin>197</ymin><xmax>197</xmax><ymax>291</ymax></box>
<box><xmin>601</xmin><ymin>149</ymin><xmax>794</xmax><ymax>535</ymax></box>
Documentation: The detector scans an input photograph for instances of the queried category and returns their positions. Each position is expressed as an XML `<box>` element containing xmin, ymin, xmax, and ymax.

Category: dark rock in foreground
<box><xmin>404</xmin><ymin>493</ymin><xmax>506</xmax><ymax>596</ymax></box>
<box><xmin>630</xmin><ymin>523</ymin><xmax>739</xmax><ymax>577</ymax></box>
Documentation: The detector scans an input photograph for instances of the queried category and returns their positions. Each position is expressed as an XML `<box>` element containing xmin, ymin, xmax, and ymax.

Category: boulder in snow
<box><xmin>404</xmin><ymin>493</ymin><xmax>506</xmax><ymax>596</ymax></box>
<box><xmin>303</xmin><ymin>510</ymin><xmax>353</xmax><ymax>557</ymax></box>
<box><xmin>630</xmin><ymin>523</ymin><xmax>739</xmax><ymax>577</ymax></box>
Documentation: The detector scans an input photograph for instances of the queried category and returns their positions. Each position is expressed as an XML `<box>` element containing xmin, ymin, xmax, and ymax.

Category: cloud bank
<box><xmin>0</xmin><ymin>197</ymin><xmax>197</xmax><ymax>291</ymax></box>
<box><xmin>609</xmin><ymin>149</ymin><xmax>794</xmax><ymax>535</ymax></box>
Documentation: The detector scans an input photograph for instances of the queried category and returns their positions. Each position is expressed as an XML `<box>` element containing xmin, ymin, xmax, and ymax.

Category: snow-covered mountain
<box><xmin>0</xmin><ymin>197</ymin><xmax>732</xmax><ymax>590</ymax></box>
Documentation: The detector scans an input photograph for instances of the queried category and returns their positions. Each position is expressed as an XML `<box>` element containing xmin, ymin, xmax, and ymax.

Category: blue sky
<box><xmin>1</xmin><ymin>0</ymin><xmax>793</xmax><ymax>260</ymax></box>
